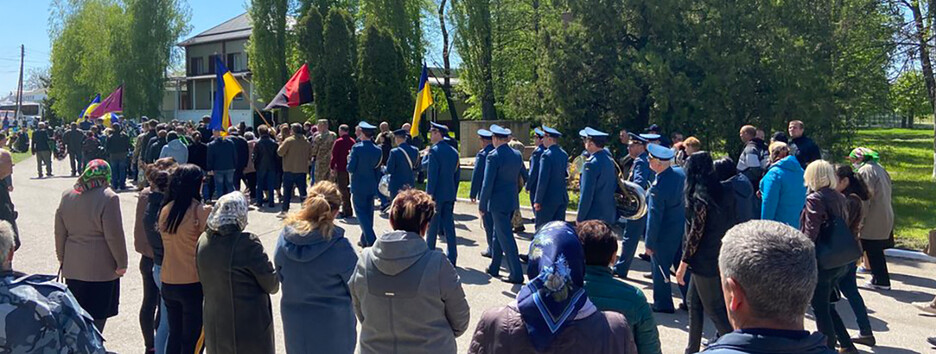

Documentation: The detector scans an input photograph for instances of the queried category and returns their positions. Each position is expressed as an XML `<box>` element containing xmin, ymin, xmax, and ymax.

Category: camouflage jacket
<box><xmin>0</xmin><ymin>271</ymin><xmax>106</xmax><ymax>353</ymax></box>
<box><xmin>310</xmin><ymin>130</ymin><xmax>337</xmax><ymax>164</ymax></box>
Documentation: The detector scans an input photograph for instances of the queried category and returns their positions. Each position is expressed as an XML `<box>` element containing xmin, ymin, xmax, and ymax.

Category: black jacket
<box><xmin>683</xmin><ymin>181</ymin><xmax>737</xmax><ymax>277</ymax></box>
<box><xmin>704</xmin><ymin>329</ymin><xmax>836</xmax><ymax>354</ymax></box>
<box><xmin>63</xmin><ymin>130</ymin><xmax>84</xmax><ymax>153</ymax></box>
<box><xmin>791</xmin><ymin>135</ymin><xmax>821</xmax><ymax>169</ymax></box>
<box><xmin>739</xmin><ymin>138</ymin><xmax>768</xmax><ymax>191</ymax></box>
<box><xmin>105</xmin><ymin>133</ymin><xmax>131</xmax><ymax>157</ymax></box>
<box><xmin>31</xmin><ymin>129</ymin><xmax>51</xmax><ymax>152</ymax></box>
<box><xmin>230</xmin><ymin>136</ymin><xmax>249</xmax><ymax>170</ymax></box>
<box><xmin>144</xmin><ymin>191</ymin><xmax>165</xmax><ymax>265</ymax></box>
<box><xmin>252</xmin><ymin>137</ymin><xmax>279</xmax><ymax>172</ymax></box>
<box><xmin>188</xmin><ymin>142</ymin><xmax>208</xmax><ymax>170</ymax></box>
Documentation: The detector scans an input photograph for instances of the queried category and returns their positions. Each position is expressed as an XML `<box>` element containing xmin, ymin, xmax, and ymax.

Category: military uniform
<box><xmin>470</xmin><ymin>129</ymin><xmax>495</xmax><ymax>256</ymax></box>
<box><xmin>644</xmin><ymin>143</ymin><xmax>688</xmax><ymax>312</ymax></box>
<box><xmin>0</xmin><ymin>271</ymin><xmax>106</xmax><ymax>353</ymax></box>
<box><xmin>507</xmin><ymin>138</ymin><xmax>527</xmax><ymax>230</ymax></box>
<box><xmin>310</xmin><ymin>129</ymin><xmax>337</xmax><ymax>184</ymax></box>
<box><xmin>384</xmin><ymin>129</ymin><xmax>419</xmax><ymax>201</ymax></box>
<box><xmin>480</xmin><ymin>125</ymin><xmax>528</xmax><ymax>284</ymax></box>
<box><xmin>348</xmin><ymin>122</ymin><xmax>383</xmax><ymax>247</ymax></box>
<box><xmin>576</xmin><ymin>128</ymin><xmax>618</xmax><ymax>225</ymax></box>
<box><xmin>532</xmin><ymin>126</ymin><xmax>569</xmax><ymax>229</ymax></box>
<box><xmin>525</xmin><ymin>128</ymin><xmax>545</xmax><ymax>212</ymax></box>
<box><xmin>424</xmin><ymin>122</ymin><xmax>461</xmax><ymax>266</ymax></box>
<box><xmin>614</xmin><ymin>134</ymin><xmax>655</xmax><ymax>278</ymax></box>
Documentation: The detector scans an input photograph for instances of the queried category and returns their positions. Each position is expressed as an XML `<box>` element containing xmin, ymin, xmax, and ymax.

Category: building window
<box><xmin>227</xmin><ymin>53</ymin><xmax>244</xmax><ymax>72</ymax></box>
<box><xmin>208</xmin><ymin>54</ymin><xmax>219</xmax><ymax>73</ymax></box>
<box><xmin>189</xmin><ymin>57</ymin><xmax>203</xmax><ymax>75</ymax></box>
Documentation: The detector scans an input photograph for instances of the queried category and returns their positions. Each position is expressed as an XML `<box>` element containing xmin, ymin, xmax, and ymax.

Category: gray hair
<box><xmin>719</xmin><ymin>220</ymin><xmax>817</xmax><ymax>326</ymax></box>
<box><xmin>0</xmin><ymin>221</ymin><xmax>15</xmax><ymax>265</ymax></box>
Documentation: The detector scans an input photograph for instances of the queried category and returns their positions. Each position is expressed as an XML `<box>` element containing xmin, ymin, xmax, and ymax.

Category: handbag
<box><xmin>815</xmin><ymin>207</ymin><xmax>863</xmax><ymax>270</ymax></box>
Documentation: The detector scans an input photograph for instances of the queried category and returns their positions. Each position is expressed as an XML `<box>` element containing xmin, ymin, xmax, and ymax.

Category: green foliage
<box><xmin>360</xmin><ymin>0</ymin><xmax>424</xmax><ymax>81</ymax></box>
<box><xmin>297</xmin><ymin>7</ymin><xmax>327</xmax><ymax>118</ymax></box>
<box><xmin>247</xmin><ymin>0</ymin><xmax>290</xmax><ymax>106</ymax></box>
<box><xmin>891</xmin><ymin>70</ymin><xmax>932</xmax><ymax>121</ymax></box>
<box><xmin>357</xmin><ymin>24</ymin><xmax>412</xmax><ymax>127</ymax></box>
<box><xmin>321</xmin><ymin>8</ymin><xmax>359</xmax><ymax>125</ymax></box>
<box><xmin>451</xmin><ymin>0</ymin><xmax>497</xmax><ymax>120</ymax></box>
<box><xmin>125</xmin><ymin>0</ymin><xmax>191</xmax><ymax>119</ymax></box>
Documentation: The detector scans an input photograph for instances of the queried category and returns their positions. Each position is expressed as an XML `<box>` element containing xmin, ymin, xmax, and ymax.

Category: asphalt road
<box><xmin>9</xmin><ymin>155</ymin><xmax>936</xmax><ymax>353</ymax></box>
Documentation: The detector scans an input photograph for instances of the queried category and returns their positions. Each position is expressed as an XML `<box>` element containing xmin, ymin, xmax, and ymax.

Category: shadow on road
<box><xmin>458</xmin><ymin>267</ymin><xmax>491</xmax><ymax>285</ymax></box>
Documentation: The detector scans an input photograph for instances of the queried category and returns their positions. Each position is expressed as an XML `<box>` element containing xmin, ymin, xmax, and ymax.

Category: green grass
<box><xmin>11</xmin><ymin>152</ymin><xmax>30</xmax><ymax>164</ymax></box>
<box><xmin>455</xmin><ymin>181</ymin><xmax>580</xmax><ymax>210</ymax></box>
<box><xmin>852</xmin><ymin>128</ymin><xmax>934</xmax><ymax>250</ymax></box>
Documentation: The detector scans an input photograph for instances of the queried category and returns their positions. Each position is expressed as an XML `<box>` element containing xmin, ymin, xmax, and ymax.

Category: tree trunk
<box><xmin>438</xmin><ymin>0</ymin><xmax>461</xmax><ymax>139</ymax></box>
<box><xmin>909</xmin><ymin>0</ymin><xmax>936</xmax><ymax>178</ymax></box>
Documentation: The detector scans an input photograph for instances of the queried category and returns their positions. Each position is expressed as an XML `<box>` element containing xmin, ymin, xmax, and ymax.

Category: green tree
<box><xmin>452</xmin><ymin>0</ymin><xmax>497</xmax><ymax>120</ymax></box>
<box><xmin>296</xmin><ymin>7</ymin><xmax>327</xmax><ymax>118</ymax></box>
<box><xmin>125</xmin><ymin>0</ymin><xmax>191</xmax><ymax>119</ymax></box>
<box><xmin>360</xmin><ymin>0</ymin><xmax>424</xmax><ymax>80</ymax></box>
<box><xmin>321</xmin><ymin>8</ymin><xmax>359</xmax><ymax>125</ymax></box>
<box><xmin>891</xmin><ymin>70</ymin><xmax>932</xmax><ymax>127</ymax></box>
<box><xmin>357</xmin><ymin>24</ymin><xmax>411</xmax><ymax>127</ymax></box>
<box><xmin>247</xmin><ymin>0</ymin><xmax>290</xmax><ymax>110</ymax></box>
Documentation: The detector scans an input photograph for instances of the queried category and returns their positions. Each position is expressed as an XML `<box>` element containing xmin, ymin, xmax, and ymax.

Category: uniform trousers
<box><xmin>481</xmin><ymin>211</ymin><xmax>495</xmax><ymax>255</ymax></box>
<box><xmin>488</xmin><ymin>210</ymin><xmax>524</xmax><ymax>283</ymax></box>
<box><xmin>533</xmin><ymin>202</ymin><xmax>567</xmax><ymax>230</ymax></box>
<box><xmin>426</xmin><ymin>200</ymin><xmax>458</xmax><ymax>266</ymax></box>
<box><xmin>650</xmin><ymin>246</ymin><xmax>689</xmax><ymax>311</ymax></box>
<box><xmin>352</xmin><ymin>192</ymin><xmax>376</xmax><ymax>246</ymax></box>
<box><xmin>614</xmin><ymin>214</ymin><xmax>647</xmax><ymax>278</ymax></box>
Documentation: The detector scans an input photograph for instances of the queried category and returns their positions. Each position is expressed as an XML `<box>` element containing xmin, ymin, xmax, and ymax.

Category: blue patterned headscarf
<box><xmin>517</xmin><ymin>221</ymin><xmax>589</xmax><ymax>351</ymax></box>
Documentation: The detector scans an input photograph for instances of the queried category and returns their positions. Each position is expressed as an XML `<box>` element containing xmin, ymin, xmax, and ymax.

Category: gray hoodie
<box><xmin>159</xmin><ymin>138</ymin><xmax>189</xmax><ymax>164</ymax></box>
<box><xmin>348</xmin><ymin>231</ymin><xmax>471</xmax><ymax>354</ymax></box>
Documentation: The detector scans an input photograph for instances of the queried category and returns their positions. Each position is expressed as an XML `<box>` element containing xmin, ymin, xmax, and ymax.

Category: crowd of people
<box><xmin>0</xmin><ymin>114</ymin><xmax>932</xmax><ymax>354</ymax></box>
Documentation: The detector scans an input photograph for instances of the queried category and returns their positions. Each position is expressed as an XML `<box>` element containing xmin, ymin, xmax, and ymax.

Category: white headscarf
<box><xmin>207</xmin><ymin>192</ymin><xmax>249</xmax><ymax>232</ymax></box>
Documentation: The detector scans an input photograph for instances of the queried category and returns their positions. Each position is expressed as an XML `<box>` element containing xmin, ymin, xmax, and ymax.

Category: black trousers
<box><xmin>811</xmin><ymin>265</ymin><xmax>853</xmax><ymax>350</ymax></box>
<box><xmin>686</xmin><ymin>272</ymin><xmax>733</xmax><ymax>354</ymax></box>
<box><xmin>162</xmin><ymin>283</ymin><xmax>204</xmax><ymax>354</ymax></box>
<box><xmin>234</xmin><ymin>169</ymin><xmax>244</xmax><ymax>191</ymax></box>
<box><xmin>139</xmin><ymin>256</ymin><xmax>160</xmax><ymax>350</ymax></box>
<box><xmin>244</xmin><ymin>172</ymin><xmax>257</xmax><ymax>201</ymax></box>
<box><xmin>68</xmin><ymin>151</ymin><xmax>81</xmax><ymax>174</ymax></box>
<box><xmin>861</xmin><ymin>239</ymin><xmax>891</xmax><ymax>286</ymax></box>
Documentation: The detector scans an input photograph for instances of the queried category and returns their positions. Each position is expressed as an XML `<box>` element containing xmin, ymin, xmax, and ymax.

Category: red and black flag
<box><xmin>264</xmin><ymin>64</ymin><xmax>313</xmax><ymax>110</ymax></box>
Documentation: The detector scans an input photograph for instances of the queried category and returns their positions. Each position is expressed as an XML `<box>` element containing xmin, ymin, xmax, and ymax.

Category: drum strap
<box><xmin>403</xmin><ymin>149</ymin><xmax>414</xmax><ymax>171</ymax></box>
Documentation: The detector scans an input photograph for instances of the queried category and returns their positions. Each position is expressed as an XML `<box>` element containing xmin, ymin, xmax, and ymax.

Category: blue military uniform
<box><xmin>533</xmin><ymin>125</ymin><xmax>568</xmax><ymax>229</ymax></box>
<box><xmin>384</xmin><ymin>129</ymin><xmax>420</xmax><ymax>201</ymax></box>
<box><xmin>614</xmin><ymin>133</ymin><xmax>656</xmax><ymax>278</ymax></box>
<box><xmin>525</xmin><ymin>128</ymin><xmax>545</xmax><ymax>208</ymax></box>
<box><xmin>348</xmin><ymin>121</ymin><xmax>383</xmax><ymax>247</ymax></box>
<box><xmin>480</xmin><ymin>124</ymin><xmax>527</xmax><ymax>283</ymax></box>
<box><xmin>576</xmin><ymin>127</ymin><xmax>617</xmax><ymax>224</ymax></box>
<box><xmin>470</xmin><ymin>129</ymin><xmax>496</xmax><ymax>257</ymax></box>
<box><xmin>644</xmin><ymin>143</ymin><xmax>689</xmax><ymax>312</ymax></box>
<box><xmin>424</xmin><ymin>122</ymin><xmax>462</xmax><ymax>266</ymax></box>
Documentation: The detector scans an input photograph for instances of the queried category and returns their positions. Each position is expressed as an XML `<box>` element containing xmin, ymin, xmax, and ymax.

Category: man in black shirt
<box><xmin>787</xmin><ymin>120</ymin><xmax>821</xmax><ymax>169</ymax></box>
<box><xmin>30</xmin><ymin>122</ymin><xmax>53</xmax><ymax>178</ymax></box>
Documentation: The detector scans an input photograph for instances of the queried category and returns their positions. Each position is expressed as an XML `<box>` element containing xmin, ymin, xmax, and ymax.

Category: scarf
<box><xmin>849</xmin><ymin>147</ymin><xmax>879</xmax><ymax>170</ymax></box>
<box><xmin>517</xmin><ymin>221</ymin><xmax>589</xmax><ymax>351</ymax></box>
<box><xmin>207</xmin><ymin>191</ymin><xmax>249</xmax><ymax>233</ymax></box>
<box><xmin>74</xmin><ymin>159</ymin><xmax>111</xmax><ymax>193</ymax></box>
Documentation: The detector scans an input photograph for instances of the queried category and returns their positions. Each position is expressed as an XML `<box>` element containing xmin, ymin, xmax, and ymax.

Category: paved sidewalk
<box><xmin>9</xmin><ymin>156</ymin><xmax>935</xmax><ymax>353</ymax></box>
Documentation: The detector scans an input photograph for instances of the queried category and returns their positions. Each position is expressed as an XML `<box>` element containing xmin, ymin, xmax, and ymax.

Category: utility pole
<box><xmin>14</xmin><ymin>45</ymin><xmax>24</xmax><ymax>123</ymax></box>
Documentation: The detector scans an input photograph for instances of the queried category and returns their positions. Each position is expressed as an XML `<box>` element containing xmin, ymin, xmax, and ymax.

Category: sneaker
<box><xmin>856</xmin><ymin>266</ymin><xmax>871</xmax><ymax>274</ymax></box>
<box><xmin>276</xmin><ymin>211</ymin><xmax>288</xmax><ymax>219</ymax></box>
<box><xmin>859</xmin><ymin>282</ymin><xmax>890</xmax><ymax>291</ymax></box>
<box><xmin>915</xmin><ymin>302</ymin><xmax>936</xmax><ymax>315</ymax></box>
<box><xmin>928</xmin><ymin>336</ymin><xmax>936</xmax><ymax>346</ymax></box>
<box><xmin>851</xmin><ymin>334</ymin><xmax>875</xmax><ymax>347</ymax></box>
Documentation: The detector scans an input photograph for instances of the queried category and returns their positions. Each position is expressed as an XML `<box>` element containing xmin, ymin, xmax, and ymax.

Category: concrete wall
<box><xmin>458</xmin><ymin>120</ymin><xmax>530</xmax><ymax>158</ymax></box>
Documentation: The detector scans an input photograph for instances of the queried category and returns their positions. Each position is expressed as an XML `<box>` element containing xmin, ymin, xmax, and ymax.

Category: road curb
<box><xmin>885</xmin><ymin>248</ymin><xmax>936</xmax><ymax>263</ymax></box>
<box><xmin>455</xmin><ymin>197</ymin><xmax>579</xmax><ymax>218</ymax></box>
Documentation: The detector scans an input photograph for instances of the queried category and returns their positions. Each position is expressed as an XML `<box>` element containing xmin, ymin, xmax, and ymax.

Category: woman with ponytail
<box><xmin>275</xmin><ymin>181</ymin><xmax>358</xmax><ymax>354</ymax></box>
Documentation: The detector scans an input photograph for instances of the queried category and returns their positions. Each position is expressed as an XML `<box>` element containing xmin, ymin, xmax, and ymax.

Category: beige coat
<box><xmin>159</xmin><ymin>200</ymin><xmax>212</xmax><ymax>284</ymax></box>
<box><xmin>54</xmin><ymin>187</ymin><xmax>128</xmax><ymax>282</ymax></box>
<box><xmin>277</xmin><ymin>135</ymin><xmax>314</xmax><ymax>174</ymax></box>
<box><xmin>133</xmin><ymin>188</ymin><xmax>154</xmax><ymax>258</ymax></box>
<box><xmin>857</xmin><ymin>162</ymin><xmax>894</xmax><ymax>240</ymax></box>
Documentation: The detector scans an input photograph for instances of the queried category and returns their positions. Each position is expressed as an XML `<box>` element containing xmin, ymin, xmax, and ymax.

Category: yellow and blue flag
<box><xmin>78</xmin><ymin>94</ymin><xmax>101</xmax><ymax>123</ymax></box>
<box><xmin>210</xmin><ymin>57</ymin><xmax>244</xmax><ymax>136</ymax></box>
<box><xmin>410</xmin><ymin>64</ymin><xmax>433</xmax><ymax>137</ymax></box>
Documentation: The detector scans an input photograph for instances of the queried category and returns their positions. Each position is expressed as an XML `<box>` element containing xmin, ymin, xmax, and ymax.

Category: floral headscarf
<box><xmin>518</xmin><ymin>221</ymin><xmax>592</xmax><ymax>351</ymax></box>
<box><xmin>849</xmin><ymin>147</ymin><xmax>879</xmax><ymax>167</ymax></box>
<box><xmin>74</xmin><ymin>159</ymin><xmax>111</xmax><ymax>193</ymax></box>
<box><xmin>207</xmin><ymin>192</ymin><xmax>249</xmax><ymax>233</ymax></box>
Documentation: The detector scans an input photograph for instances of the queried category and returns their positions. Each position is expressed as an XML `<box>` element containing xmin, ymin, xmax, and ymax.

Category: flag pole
<box><xmin>242</xmin><ymin>94</ymin><xmax>274</xmax><ymax>128</ymax></box>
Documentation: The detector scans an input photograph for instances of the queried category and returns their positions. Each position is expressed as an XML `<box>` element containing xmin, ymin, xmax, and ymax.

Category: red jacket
<box><xmin>330</xmin><ymin>134</ymin><xmax>355</xmax><ymax>172</ymax></box>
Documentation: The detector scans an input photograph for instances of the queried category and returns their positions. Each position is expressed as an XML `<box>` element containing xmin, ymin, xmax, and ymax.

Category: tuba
<box><xmin>613</xmin><ymin>159</ymin><xmax>648</xmax><ymax>220</ymax></box>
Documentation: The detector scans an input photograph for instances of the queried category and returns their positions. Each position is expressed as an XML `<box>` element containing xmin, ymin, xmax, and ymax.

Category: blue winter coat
<box><xmin>759</xmin><ymin>155</ymin><xmax>807</xmax><ymax>228</ymax></box>
<box><xmin>274</xmin><ymin>225</ymin><xmax>358</xmax><ymax>354</ymax></box>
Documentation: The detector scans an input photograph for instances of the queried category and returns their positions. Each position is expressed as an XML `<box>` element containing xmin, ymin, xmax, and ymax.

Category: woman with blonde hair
<box><xmin>275</xmin><ymin>181</ymin><xmax>358</xmax><ymax>353</ymax></box>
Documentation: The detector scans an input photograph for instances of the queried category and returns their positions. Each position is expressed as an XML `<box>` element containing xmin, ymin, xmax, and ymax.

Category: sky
<box><xmin>0</xmin><ymin>0</ymin><xmax>457</xmax><ymax>99</ymax></box>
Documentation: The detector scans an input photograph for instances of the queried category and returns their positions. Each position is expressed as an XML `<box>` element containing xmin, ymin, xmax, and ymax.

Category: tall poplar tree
<box><xmin>297</xmin><ymin>7</ymin><xmax>327</xmax><ymax>118</ymax></box>
<box><xmin>358</xmin><ymin>24</ymin><xmax>410</xmax><ymax>127</ymax></box>
<box><xmin>247</xmin><ymin>0</ymin><xmax>289</xmax><ymax>108</ymax></box>
<box><xmin>321</xmin><ymin>8</ymin><xmax>358</xmax><ymax>125</ymax></box>
<box><xmin>125</xmin><ymin>0</ymin><xmax>190</xmax><ymax>119</ymax></box>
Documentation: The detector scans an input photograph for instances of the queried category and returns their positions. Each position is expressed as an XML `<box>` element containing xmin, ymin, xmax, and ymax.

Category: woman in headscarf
<box><xmin>848</xmin><ymin>147</ymin><xmax>894</xmax><ymax>291</ymax></box>
<box><xmin>468</xmin><ymin>221</ymin><xmax>637</xmax><ymax>354</ymax></box>
<box><xmin>276</xmin><ymin>181</ymin><xmax>358</xmax><ymax>354</ymax></box>
<box><xmin>197</xmin><ymin>192</ymin><xmax>279</xmax><ymax>354</ymax></box>
<box><xmin>54</xmin><ymin>159</ymin><xmax>128</xmax><ymax>332</ymax></box>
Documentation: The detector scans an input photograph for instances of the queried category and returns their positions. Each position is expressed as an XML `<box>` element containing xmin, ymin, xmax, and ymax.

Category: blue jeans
<box><xmin>153</xmin><ymin>265</ymin><xmax>168</xmax><ymax>354</ymax></box>
<box><xmin>255</xmin><ymin>170</ymin><xmax>276</xmax><ymax>206</ymax></box>
<box><xmin>213</xmin><ymin>169</ymin><xmax>235</xmax><ymax>199</ymax></box>
<box><xmin>426</xmin><ymin>200</ymin><xmax>458</xmax><ymax>266</ymax></box>
<box><xmin>352</xmin><ymin>192</ymin><xmax>377</xmax><ymax>246</ymax></box>
<box><xmin>614</xmin><ymin>214</ymin><xmax>647</xmax><ymax>278</ymax></box>
<box><xmin>488</xmin><ymin>210</ymin><xmax>523</xmax><ymax>282</ymax></box>
<box><xmin>281</xmin><ymin>172</ymin><xmax>308</xmax><ymax>212</ymax></box>
<box><xmin>109</xmin><ymin>157</ymin><xmax>127</xmax><ymax>190</ymax></box>
<box><xmin>838</xmin><ymin>262</ymin><xmax>872</xmax><ymax>336</ymax></box>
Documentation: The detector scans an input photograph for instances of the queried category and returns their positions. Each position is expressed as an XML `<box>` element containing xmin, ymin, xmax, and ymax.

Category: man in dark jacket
<box><xmin>31</xmin><ymin>122</ymin><xmax>53</xmax><ymax>178</ymax></box>
<box><xmin>104</xmin><ymin>123</ymin><xmax>132</xmax><ymax>190</ymax></box>
<box><xmin>188</xmin><ymin>131</ymin><xmax>210</xmax><ymax>200</ymax></box>
<box><xmin>63</xmin><ymin>123</ymin><xmax>85</xmax><ymax>176</ymax></box>
<box><xmin>197</xmin><ymin>116</ymin><xmax>213</xmax><ymax>144</ymax></box>
<box><xmin>702</xmin><ymin>220</ymin><xmax>835</xmax><ymax>354</ymax></box>
<box><xmin>207</xmin><ymin>132</ymin><xmax>237</xmax><ymax>200</ymax></box>
<box><xmin>252</xmin><ymin>125</ymin><xmax>279</xmax><ymax>208</ymax></box>
<box><xmin>227</xmin><ymin>128</ymin><xmax>249</xmax><ymax>191</ymax></box>
<box><xmin>145</xmin><ymin>129</ymin><xmax>168</xmax><ymax>166</ymax></box>
<box><xmin>788</xmin><ymin>120</ymin><xmax>821</xmax><ymax>169</ymax></box>
<box><xmin>737</xmin><ymin>125</ymin><xmax>768</xmax><ymax>192</ymax></box>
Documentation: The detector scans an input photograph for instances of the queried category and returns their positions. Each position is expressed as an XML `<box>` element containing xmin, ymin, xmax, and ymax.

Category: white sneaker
<box><xmin>276</xmin><ymin>211</ymin><xmax>287</xmax><ymax>219</ymax></box>
<box><xmin>858</xmin><ymin>282</ymin><xmax>890</xmax><ymax>291</ymax></box>
<box><xmin>856</xmin><ymin>266</ymin><xmax>871</xmax><ymax>274</ymax></box>
<box><xmin>914</xmin><ymin>302</ymin><xmax>936</xmax><ymax>315</ymax></box>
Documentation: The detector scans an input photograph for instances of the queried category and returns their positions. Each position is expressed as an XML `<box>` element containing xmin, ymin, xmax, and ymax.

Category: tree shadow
<box><xmin>454</xmin><ymin>213</ymin><xmax>478</xmax><ymax>222</ymax></box>
<box><xmin>864</xmin><ymin>346</ymin><xmax>924</xmax><ymax>354</ymax></box>
<box><xmin>890</xmin><ymin>272</ymin><xmax>936</xmax><ymax>291</ymax></box>
<box><xmin>457</xmin><ymin>267</ymin><xmax>491</xmax><ymax>285</ymax></box>
<box><xmin>861</xmin><ymin>287</ymin><xmax>932</xmax><ymax>304</ymax></box>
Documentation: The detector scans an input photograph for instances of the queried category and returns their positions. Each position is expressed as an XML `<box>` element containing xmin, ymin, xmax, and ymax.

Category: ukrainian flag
<box><xmin>210</xmin><ymin>57</ymin><xmax>244</xmax><ymax>136</ymax></box>
<box><xmin>78</xmin><ymin>94</ymin><xmax>101</xmax><ymax>122</ymax></box>
<box><xmin>410</xmin><ymin>64</ymin><xmax>433</xmax><ymax>137</ymax></box>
